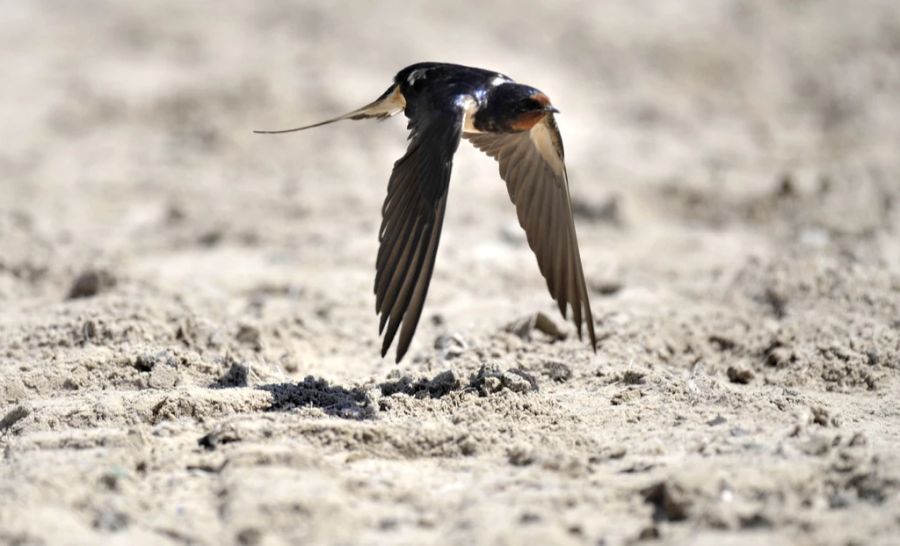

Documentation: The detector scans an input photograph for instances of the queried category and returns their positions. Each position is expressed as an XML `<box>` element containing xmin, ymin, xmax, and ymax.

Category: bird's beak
<box><xmin>544</xmin><ymin>104</ymin><xmax>560</xmax><ymax>114</ymax></box>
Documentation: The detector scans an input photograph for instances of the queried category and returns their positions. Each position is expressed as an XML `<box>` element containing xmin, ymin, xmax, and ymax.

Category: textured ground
<box><xmin>2</xmin><ymin>1</ymin><xmax>900</xmax><ymax>545</ymax></box>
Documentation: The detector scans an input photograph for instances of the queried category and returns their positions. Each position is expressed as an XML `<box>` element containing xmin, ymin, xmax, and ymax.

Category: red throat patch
<box><xmin>510</xmin><ymin>92</ymin><xmax>552</xmax><ymax>131</ymax></box>
<box><xmin>510</xmin><ymin>111</ymin><xmax>546</xmax><ymax>131</ymax></box>
<box><xmin>510</xmin><ymin>93</ymin><xmax>550</xmax><ymax>131</ymax></box>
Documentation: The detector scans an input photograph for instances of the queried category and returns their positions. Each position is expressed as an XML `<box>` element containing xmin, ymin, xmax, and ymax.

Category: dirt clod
<box><xmin>642</xmin><ymin>481</ymin><xmax>691</xmax><ymax>522</ymax></box>
<box><xmin>470</xmin><ymin>364</ymin><xmax>539</xmax><ymax>395</ymax></box>
<box><xmin>506</xmin><ymin>312</ymin><xmax>567</xmax><ymax>342</ymax></box>
<box><xmin>66</xmin><ymin>269</ymin><xmax>116</xmax><ymax>299</ymax></box>
<box><xmin>611</xmin><ymin>388</ymin><xmax>643</xmax><ymax>405</ymax></box>
<box><xmin>726</xmin><ymin>366</ymin><xmax>754</xmax><ymax>384</ymax></box>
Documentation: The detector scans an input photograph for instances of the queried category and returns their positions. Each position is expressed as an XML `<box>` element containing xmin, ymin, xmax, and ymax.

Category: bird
<box><xmin>255</xmin><ymin>62</ymin><xmax>596</xmax><ymax>362</ymax></box>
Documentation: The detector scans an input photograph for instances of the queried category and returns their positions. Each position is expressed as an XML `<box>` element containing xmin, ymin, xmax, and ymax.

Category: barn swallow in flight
<box><xmin>256</xmin><ymin>62</ymin><xmax>596</xmax><ymax>362</ymax></box>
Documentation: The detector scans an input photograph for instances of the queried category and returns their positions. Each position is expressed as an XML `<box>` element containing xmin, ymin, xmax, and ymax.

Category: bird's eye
<box><xmin>520</xmin><ymin>98</ymin><xmax>541</xmax><ymax>111</ymax></box>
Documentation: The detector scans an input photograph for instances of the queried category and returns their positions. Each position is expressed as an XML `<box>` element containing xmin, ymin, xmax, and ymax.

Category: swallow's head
<box><xmin>486</xmin><ymin>83</ymin><xmax>558</xmax><ymax>132</ymax></box>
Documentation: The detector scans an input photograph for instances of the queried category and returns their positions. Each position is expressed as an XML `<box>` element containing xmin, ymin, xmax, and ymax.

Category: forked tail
<box><xmin>253</xmin><ymin>83</ymin><xmax>405</xmax><ymax>134</ymax></box>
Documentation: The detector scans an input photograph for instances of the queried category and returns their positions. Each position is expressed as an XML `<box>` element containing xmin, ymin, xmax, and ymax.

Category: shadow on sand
<box><xmin>209</xmin><ymin>360</ymin><xmax>537</xmax><ymax>420</ymax></box>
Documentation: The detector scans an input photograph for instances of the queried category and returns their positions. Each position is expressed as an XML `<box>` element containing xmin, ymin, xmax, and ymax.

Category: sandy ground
<box><xmin>2</xmin><ymin>1</ymin><xmax>900</xmax><ymax>545</ymax></box>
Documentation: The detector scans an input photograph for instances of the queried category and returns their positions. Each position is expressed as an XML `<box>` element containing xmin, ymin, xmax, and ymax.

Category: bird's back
<box><xmin>394</xmin><ymin>63</ymin><xmax>509</xmax><ymax>113</ymax></box>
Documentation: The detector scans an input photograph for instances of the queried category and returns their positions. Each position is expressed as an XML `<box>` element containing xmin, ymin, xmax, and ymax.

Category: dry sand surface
<box><xmin>2</xmin><ymin>1</ymin><xmax>900</xmax><ymax>545</ymax></box>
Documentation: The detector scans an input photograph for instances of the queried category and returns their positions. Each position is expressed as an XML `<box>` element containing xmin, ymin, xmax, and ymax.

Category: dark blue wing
<box><xmin>375</xmin><ymin>101</ymin><xmax>465</xmax><ymax>361</ymax></box>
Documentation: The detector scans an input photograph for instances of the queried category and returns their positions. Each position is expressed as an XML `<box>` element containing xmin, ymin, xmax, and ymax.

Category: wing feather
<box><xmin>466</xmin><ymin>115</ymin><xmax>597</xmax><ymax>350</ymax></box>
<box><xmin>375</xmin><ymin>105</ymin><xmax>463</xmax><ymax>361</ymax></box>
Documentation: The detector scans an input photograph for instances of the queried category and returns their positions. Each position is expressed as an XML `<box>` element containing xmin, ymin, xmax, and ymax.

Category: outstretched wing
<box><xmin>375</xmin><ymin>102</ymin><xmax>465</xmax><ymax>362</ymax></box>
<box><xmin>465</xmin><ymin>114</ymin><xmax>596</xmax><ymax>349</ymax></box>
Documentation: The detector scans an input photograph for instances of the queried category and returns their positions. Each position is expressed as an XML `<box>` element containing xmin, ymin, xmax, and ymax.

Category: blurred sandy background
<box><xmin>1</xmin><ymin>1</ymin><xmax>899</xmax><ymax>545</ymax></box>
